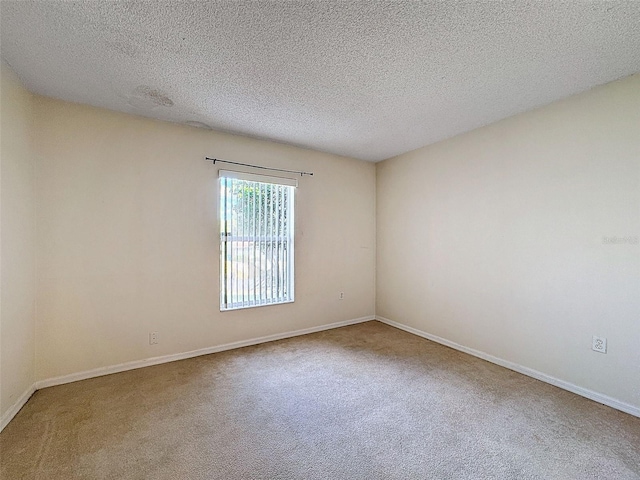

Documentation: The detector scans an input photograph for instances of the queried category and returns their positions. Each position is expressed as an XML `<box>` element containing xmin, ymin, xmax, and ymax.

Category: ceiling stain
<box><xmin>105</xmin><ymin>40</ymin><xmax>139</xmax><ymax>59</ymax></box>
<box><xmin>128</xmin><ymin>85</ymin><xmax>174</xmax><ymax>108</ymax></box>
<box><xmin>184</xmin><ymin>121</ymin><xmax>213</xmax><ymax>129</ymax></box>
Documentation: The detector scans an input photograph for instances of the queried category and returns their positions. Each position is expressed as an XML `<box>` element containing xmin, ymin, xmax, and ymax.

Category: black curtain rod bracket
<box><xmin>206</xmin><ymin>157</ymin><xmax>313</xmax><ymax>177</ymax></box>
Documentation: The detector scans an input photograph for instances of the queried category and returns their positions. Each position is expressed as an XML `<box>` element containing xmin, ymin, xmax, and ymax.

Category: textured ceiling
<box><xmin>1</xmin><ymin>1</ymin><xmax>640</xmax><ymax>162</ymax></box>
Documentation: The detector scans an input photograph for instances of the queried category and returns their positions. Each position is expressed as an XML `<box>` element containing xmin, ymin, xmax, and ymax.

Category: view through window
<box><xmin>219</xmin><ymin>171</ymin><xmax>295</xmax><ymax>310</ymax></box>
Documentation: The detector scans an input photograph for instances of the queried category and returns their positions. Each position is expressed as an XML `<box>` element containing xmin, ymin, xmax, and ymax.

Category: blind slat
<box><xmin>252</xmin><ymin>183</ymin><xmax>257</xmax><ymax>305</ymax></box>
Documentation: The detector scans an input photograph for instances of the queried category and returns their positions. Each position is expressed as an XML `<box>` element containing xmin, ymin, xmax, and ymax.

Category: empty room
<box><xmin>1</xmin><ymin>1</ymin><xmax>639</xmax><ymax>478</ymax></box>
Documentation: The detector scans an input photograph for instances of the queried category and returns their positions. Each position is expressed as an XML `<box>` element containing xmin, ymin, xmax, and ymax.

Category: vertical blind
<box><xmin>219</xmin><ymin>170</ymin><xmax>295</xmax><ymax>310</ymax></box>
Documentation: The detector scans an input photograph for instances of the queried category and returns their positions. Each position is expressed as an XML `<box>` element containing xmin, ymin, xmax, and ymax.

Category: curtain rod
<box><xmin>205</xmin><ymin>157</ymin><xmax>314</xmax><ymax>177</ymax></box>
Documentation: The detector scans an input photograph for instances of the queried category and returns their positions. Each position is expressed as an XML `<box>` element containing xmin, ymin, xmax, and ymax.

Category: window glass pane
<box><xmin>220</xmin><ymin>176</ymin><xmax>294</xmax><ymax>310</ymax></box>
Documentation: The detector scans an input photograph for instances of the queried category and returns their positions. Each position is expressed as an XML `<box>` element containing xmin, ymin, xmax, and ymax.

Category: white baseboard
<box><xmin>35</xmin><ymin>315</ymin><xmax>375</xmax><ymax>390</ymax></box>
<box><xmin>0</xmin><ymin>315</ymin><xmax>373</xmax><ymax>433</ymax></box>
<box><xmin>376</xmin><ymin>315</ymin><xmax>640</xmax><ymax>418</ymax></box>
<box><xmin>0</xmin><ymin>383</ymin><xmax>36</xmax><ymax>432</ymax></box>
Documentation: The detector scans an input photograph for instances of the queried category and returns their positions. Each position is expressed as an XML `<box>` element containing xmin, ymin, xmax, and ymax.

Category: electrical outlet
<box><xmin>592</xmin><ymin>335</ymin><xmax>606</xmax><ymax>354</ymax></box>
<box><xmin>339</xmin><ymin>292</ymin><xmax>344</xmax><ymax>300</ymax></box>
<box><xmin>149</xmin><ymin>332</ymin><xmax>158</xmax><ymax>345</ymax></box>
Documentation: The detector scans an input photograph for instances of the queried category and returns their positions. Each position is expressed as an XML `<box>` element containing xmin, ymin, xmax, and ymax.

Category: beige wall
<box><xmin>1</xmin><ymin>60</ymin><xmax>637</xmax><ymax>421</ymax></box>
<box><xmin>377</xmin><ymin>74</ymin><xmax>640</xmax><ymax>409</ymax></box>
<box><xmin>0</xmin><ymin>63</ymin><xmax>36</xmax><ymax>419</ymax></box>
<box><xmin>33</xmin><ymin>97</ymin><xmax>376</xmax><ymax>381</ymax></box>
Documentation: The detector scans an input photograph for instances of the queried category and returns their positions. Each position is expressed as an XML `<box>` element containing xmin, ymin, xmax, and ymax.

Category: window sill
<box><xmin>220</xmin><ymin>299</ymin><xmax>294</xmax><ymax>312</ymax></box>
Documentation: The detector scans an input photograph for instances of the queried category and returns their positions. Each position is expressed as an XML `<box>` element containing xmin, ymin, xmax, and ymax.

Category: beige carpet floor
<box><xmin>1</xmin><ymin>321</ymin><xmax>639</xmax><ymax>479</ymax></box>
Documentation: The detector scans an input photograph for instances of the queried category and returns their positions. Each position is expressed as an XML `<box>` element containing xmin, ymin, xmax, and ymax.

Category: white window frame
<box><xmin>219</xmin><ymin>169</ymin><xmax>295</xmax><ymax>311</ymax></box>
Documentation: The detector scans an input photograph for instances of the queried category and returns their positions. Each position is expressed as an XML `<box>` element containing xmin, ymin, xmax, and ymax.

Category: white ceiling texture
<box><xmin>1</xmin><ymin>1</ymin><xmax>639</xmax><ymax>161</ymax></box>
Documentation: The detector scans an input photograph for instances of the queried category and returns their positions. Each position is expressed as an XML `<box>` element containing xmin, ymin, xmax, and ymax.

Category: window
<box><xmin>219</xmin><ymin>170</ymin><xmax>295</xmax><ymax>310</ymax></box>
